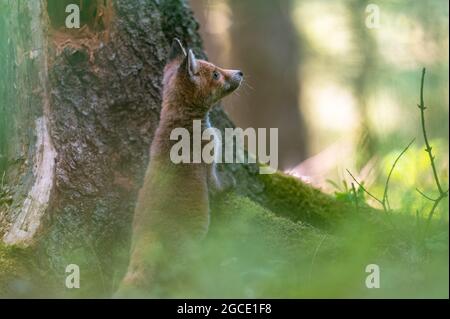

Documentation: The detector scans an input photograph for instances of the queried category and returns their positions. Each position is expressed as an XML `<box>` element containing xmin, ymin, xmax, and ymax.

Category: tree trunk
<box><xmin>0</xmin><ymin>0</ymin><xmax>371</xmax><ymax>297</ymax></box>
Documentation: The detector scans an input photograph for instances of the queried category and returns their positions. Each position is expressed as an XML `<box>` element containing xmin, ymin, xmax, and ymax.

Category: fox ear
<box><xmin>187</xmin><ymin>49</ymin><xmax>199</xmax><ymax>77</ymax></box>
<box><xmin>168</xmin><ymin>38</ymin><xmax>186</xmax><ymax>62</ymax></box>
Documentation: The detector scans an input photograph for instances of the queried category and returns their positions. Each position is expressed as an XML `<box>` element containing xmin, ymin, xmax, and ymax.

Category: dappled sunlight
<box><xmin>287</xmin><ymin>0</ymin><xmax>448</xmax><ymax>207</ymax></box>
<box><xmin>306</xmin><ymin>82</ymin><xmax>359</xmax><ymax>132</ymax></box>
<box><xmin>292</xmin><ymin>1</ymin><xmax>352</xmax><ymax>56</ymax></box>
<box><xmin>376</xmin><ymin>12</ymin><xmax>445</xmax><ymax>68</ymax></box>
<box><xmin>367</xmin><ymin>92</ymin><xmax>402</xmax><ymax>135</ymax></box>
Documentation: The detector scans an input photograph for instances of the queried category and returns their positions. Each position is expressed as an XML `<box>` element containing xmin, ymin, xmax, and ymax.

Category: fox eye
<box><xmin>212</xmin><ymin>71</ymin><xmax>220</xmax><ymax>80</ymax></box>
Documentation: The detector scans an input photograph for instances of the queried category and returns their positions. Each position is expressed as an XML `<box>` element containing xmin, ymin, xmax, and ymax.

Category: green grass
<box><xmin>0</xmin><ymin>178</ymin><xmax>448</xmax><ymax>298</ymax></box>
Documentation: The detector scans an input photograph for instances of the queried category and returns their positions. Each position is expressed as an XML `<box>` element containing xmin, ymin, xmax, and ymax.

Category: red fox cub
<box><xmin>117</xmin><ymin>39</ymin><xmax>243</xmax><ymax>296</ymax></box>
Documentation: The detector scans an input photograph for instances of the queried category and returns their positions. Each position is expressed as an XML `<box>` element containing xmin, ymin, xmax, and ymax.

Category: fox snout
<box><xmin>231</xmin><ymin>70</ymin><xmax>244</xmax><ymax>82</ymax></box>
<box><xmin>226</xmin><ymin>70</ymin><xmax>244</xmax><ymax>93</ymax></box>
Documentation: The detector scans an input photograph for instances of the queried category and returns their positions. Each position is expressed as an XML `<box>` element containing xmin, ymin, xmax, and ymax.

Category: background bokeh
<box><xmin>191</xmin><ymin>0</ymin><xmax>449</xmax><ymax>217</ymax></box>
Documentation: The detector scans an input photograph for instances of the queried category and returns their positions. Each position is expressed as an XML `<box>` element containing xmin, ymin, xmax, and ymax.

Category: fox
<box><xmin>116</xmin><ymin>39</ymin><xmax>243</xmax><ymax>296</ymax></box>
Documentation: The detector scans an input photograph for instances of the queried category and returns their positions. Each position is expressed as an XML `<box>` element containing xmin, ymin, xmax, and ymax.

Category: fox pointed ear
<box><xmin>168</xmin><ymin>38</ymin><xmax>186</xmax><ymax>62</ymax></box>
<box><xmin>187</xmin><ymin>49</ymin><xmax>199</xmax><ymax>77</ymax></box>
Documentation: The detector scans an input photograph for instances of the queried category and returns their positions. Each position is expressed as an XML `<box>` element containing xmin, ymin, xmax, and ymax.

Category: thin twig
<box><xmin>418</xmin><ymin>68</ymin><xmax>445</xmax><ymax>195</ymax></box>
<box><xmin>416</xmin><ymin>188</ymin><xmax>437</xmax><ymax>202</ymax></box>
<box><xmin>416</xmin><ymin>68</ymin><xmax>448</xmax><ymax>230</ymax></box>
<box><xmin>346</xmin><ymin>138</ymin><xmax>413</xmax><ymax>214</ymax></box>
<box><xmin>346</xmin><ymin>169</ymin><xmax>385</xmax><ymax>209</ymax></box>
<box><xmin>426</xmin><ymin>199</ymin><xmax>444</xmax><ymax>225</ymax></box>
<box><xmin>383</xmin><ymin>138</ymin><xmax>415</xmax><ymax>207</ymax></box>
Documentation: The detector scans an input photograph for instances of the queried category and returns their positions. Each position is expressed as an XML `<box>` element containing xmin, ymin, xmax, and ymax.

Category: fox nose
<box><xmin>231</xmin><ymin>70</ymin><xmax>243</xmax><ymax>82</ymax></box>
<box><xmin>226</xmin><ymin>70</ymin><xmax>243</xmax><ymax>92</ymax></box>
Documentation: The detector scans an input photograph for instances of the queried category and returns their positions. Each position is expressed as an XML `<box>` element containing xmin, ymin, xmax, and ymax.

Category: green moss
<box><xmin>255</xmin><ymin>171</ymin><xmax>382</xmax><ymax>229</ymax></box>
<box><xmin>1</xmin><ymin>191</ymin><xmax>447</xmax><ymax>298</ymax></box>
<box><xmin>167</xmin><ymin>192</ymin><xmax>341</xmax><ymax>297</ymax></box>
<box><xmin>0</xmin><ymin>243</ymin><xmax>58</xmax><ymax>298</ymax></box>
<box><xmin>0</xmin><ymin>244</ymin><xmax>33</xmax><ymax>297</ymax></box>
<box><xmin>211</xmin><ymin>192</ymin><xmax>328</xmax><ymax>249</ymax></box>
<box><xmin>176</xmin><ymin>191</ymin><xmax>449</xmax><ymax>298</ymax></box>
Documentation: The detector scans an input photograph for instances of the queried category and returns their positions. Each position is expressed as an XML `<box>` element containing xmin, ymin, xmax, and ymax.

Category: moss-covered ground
<box><xmin>0</xmin><ymin>172</ymin><xmax>448</xmax><ymax>298</ymax></box>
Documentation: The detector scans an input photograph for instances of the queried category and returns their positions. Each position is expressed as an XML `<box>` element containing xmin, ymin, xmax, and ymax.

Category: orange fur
<box><xmin>116</xmin><ymin>40</ymin><xmax>242</xmax><ymax>296</ymax></box>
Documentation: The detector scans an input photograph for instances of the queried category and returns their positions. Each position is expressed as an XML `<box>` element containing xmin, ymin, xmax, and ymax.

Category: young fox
<box><xmin>117</xmin><ymin>39</ymin><xmax>243</xmax><ymax>295</ymax></box>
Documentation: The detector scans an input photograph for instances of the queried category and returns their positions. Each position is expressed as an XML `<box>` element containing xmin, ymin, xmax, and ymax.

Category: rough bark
<box><xmin>0</xmin><ymin>0</ymin><xmax>372</xmax><ymax>297</ymax></box>
<box><xmin>0</xmin><ymin>0</ymin><xmax>55</xmax><ymax>243</ymax></box>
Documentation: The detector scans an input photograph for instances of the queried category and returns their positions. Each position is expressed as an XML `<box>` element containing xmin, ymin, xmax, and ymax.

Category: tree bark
<box><xmin>0</xmin><ymin>0</ymin><xmax>372</xmax><ymax>297</ymax></box>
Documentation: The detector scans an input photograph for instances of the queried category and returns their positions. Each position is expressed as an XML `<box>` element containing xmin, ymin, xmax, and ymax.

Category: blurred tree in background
<box><xmin>191</xmin><ymin>0</ymin><xmax>308</xmax><ymax>169</ymax></box>
<box><xmin>191</xmin><ymin>0</ymin><xmax>448</xmax><ymax>215</ymax></box>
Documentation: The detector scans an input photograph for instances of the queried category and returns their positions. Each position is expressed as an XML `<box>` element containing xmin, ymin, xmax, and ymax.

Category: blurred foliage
<box><xmin>292</xmin><ymin>0</ymin><xmax>448</xmax><ymax>176</ymax></box>
<box><xmin>329</xmin><ymin>179</ymin><xmax>366</xmax><ymax>206</ymax></box>
<box><xmin>373</xmin><ymin>139</ymin><xmax>448</xmax><ymax>216</ymax></box>
<box><xmin>0</xmin><ymin>0</ymin><xmax>448</xmax><ymax>299</ymax></box>
<box><xmin>290</xmin><ymin>0</ymin><xmax>449</xmax><ymax>223</ymax></box>
<box><xmin>3</xmin><ymin>189</ymin><xmax>447</xmax><ymax>298</ymax></box>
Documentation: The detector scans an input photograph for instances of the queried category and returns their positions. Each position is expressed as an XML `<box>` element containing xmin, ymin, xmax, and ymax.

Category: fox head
<box><xmin>163</xmin><ymin>38</ymin><xmax>243</xmax><ymax>112</ymax></box>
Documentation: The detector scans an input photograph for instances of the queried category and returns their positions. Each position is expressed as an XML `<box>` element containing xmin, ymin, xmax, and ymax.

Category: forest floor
<box><xmin>0</xmin><ymin>171</ymin><xmax>448</xmax><ymax>298</ymax></box>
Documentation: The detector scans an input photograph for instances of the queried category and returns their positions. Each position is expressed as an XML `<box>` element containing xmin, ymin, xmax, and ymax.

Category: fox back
<box><xmin>117</xmin><ymin>39</ymin><xmax>242</xmax><ymax>296</ymax></box>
